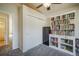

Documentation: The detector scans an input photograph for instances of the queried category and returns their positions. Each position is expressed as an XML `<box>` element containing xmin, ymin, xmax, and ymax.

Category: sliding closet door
<box><xmin>23</xmin><ymin>15</ymin><xmax>45</xmax><ymax>52</ymax></box>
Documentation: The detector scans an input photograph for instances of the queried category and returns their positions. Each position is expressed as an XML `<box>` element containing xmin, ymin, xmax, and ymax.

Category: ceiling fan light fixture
<box><xmin>43</xmin><ymin>3</ymin><xmax>51</xmax><ymax>7</ymax></box>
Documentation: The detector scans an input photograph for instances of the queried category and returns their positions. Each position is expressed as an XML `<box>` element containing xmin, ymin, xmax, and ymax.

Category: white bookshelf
<box><xmin>49</xmin><ymin>34</ymin><xmax>75</xmax><ymax>55</ymax></box>
<box><xmin>49</xmin><ymin>10</ymin><xmax>79</xmax><ymax>56</ymax></box>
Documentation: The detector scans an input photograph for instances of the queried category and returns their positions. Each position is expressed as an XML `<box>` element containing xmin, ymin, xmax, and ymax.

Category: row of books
<box><xmin>51</xmin><ymin>12</ymin><xmax>75</xmax><ymax>36</ymax></box>
<box><xmin>51</xmin><ymin>12</ymin><xmax>75</xmax><ymax>21</ymax></box>
<box><xmin>63</xmin><ymin>12</ymin><xmax>75</xmax><ymax>20</ymax></box>
<box><xmin>61</xmin><ymin>44</ymin><xmax>73</xmax><ymax>52</ymax></box>
<box><xmin>75</xmin><ymin>39</ymin><xmax>79</xmax><ymax>55</ymax></box>
<box><xmin>51</xmin><ymin>20</ymin><xmax>74</xmax><ymax>26</ymax></box>
<box><xmin>51</xmin><ymin>30</ymin><xmax>74</xmax><ymax>36</ymax></box>
<box><xmin>50</xmin><ymin>37</ymin><xmax>58</xmax><ymax>47</ymax></box>
<box><xmin>52</xmin><ymin>24</ymin><xmax>74</xmax><ymax>31</ymax></box>
<box><xmin>61</xmin><ymin>39</ymin><xmax>73</xmax><ymax>45</ymax></box>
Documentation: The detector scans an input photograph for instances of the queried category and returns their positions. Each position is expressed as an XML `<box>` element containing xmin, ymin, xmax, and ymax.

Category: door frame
<box><xmin>0</xmin><ymin>12</ymin><xmax>9</xmax><ymax>46</ymax></box>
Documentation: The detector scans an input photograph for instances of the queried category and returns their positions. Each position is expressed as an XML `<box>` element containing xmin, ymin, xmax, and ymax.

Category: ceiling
<box><xmin>25</xmin><ymin>3</ymin><xmax>58</xmax><ymax>12</ymax></box>
<box><xmin>24</xmin><ymin>3</ymin><xmax>45</xmax><ymax>12</ymax></box>
<box><xmin>24</xmin><ymin>3</ymin><xmax>79</xmax><ymax>16</ymax></box>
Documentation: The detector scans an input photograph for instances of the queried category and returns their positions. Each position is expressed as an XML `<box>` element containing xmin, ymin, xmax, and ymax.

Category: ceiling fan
<box><xmin>36</xmin><ymin>3</ymin><xmax>61</xmax><ymax>11</ymax></box>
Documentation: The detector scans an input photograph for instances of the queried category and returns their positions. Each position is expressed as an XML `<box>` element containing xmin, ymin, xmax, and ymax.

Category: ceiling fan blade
<box><xmin>36</xmin><ymin>4</ymin><xmax>43</xmax><ymax>8</ymax></box>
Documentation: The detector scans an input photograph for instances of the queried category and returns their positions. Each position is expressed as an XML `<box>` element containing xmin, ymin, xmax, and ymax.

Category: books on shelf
<box><xmin>51</xmin><ymin>12</ymin><xmax>75</xmax><ymax>36</ymax></box>
<box><xmin>50</xmin><ymin>12</ymin><xmax>76</xmax><ymax>55</ymax></box>
<box><xmin>50</xmin><ymin>37</ymin><xmax>58</xmax><ymax>47</ymax></box>
<box><xmin>75</xmin><ymin>39</ymin><xmax>79</xmax><ymax>55</ymax></box>
<box><xmin>61</xmin><ymin>38</ymin><xmax>73</xmax><ymax>45</ymax></box>
<box><xmin>67</xmin><ymin>13</ymin><xmax>75</xmax><ymax>19</ymax></box>
<box><xmin>61</xmin><ymin>44</ymin><xmax>73</xmax><ymax>52</ymax></box>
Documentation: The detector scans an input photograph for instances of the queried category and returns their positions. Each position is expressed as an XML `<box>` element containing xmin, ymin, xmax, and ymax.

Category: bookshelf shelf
<box><xmin>61</xmin><ymin>44</ymin><xmax>73</xmax><ymax>52</ymax></box>
<box><xmin>49</xmin><ymin>11</ymin><xmax>79</xmax><ymax>56</ymax></box>
<box><xmin>61</xmin><ymin>43</ymin><xmax>73</xmax><ymax>47</ymax></box>
<box><xmin>49</xmin><ymin>34</ymin><xmax>74</xmax><ymax>55</ymax></box>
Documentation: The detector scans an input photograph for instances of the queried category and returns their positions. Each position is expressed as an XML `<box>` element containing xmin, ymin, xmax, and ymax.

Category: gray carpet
<box><xmin>24</xmin><ymin>44</ymin><xmax>72</xmax><ymax>56</ymax></box>
<box><xmin>0</xmin><ymin>44</ymin><xmax>72</xmax><ymax>56</ymax></box>
<box><xmin>7</xmin><ymin>48</ymin><xmax>23</xmax><ymax>56</ymax></box>
<box><xmin>0</xmin><ymin>45</ymin><xmax>10</xmax><ymax>56</ymax></box>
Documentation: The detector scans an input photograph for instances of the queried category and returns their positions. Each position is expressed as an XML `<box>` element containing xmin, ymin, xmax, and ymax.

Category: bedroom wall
<box><xmin>46</xmin><ymin>4</ymin><xmax>79</xmax><ymax>26</ymax></box>
<box><xmin>22</xmin><ymin>5</ymin><xmax>46</xmax><ymax>52</ymax></box>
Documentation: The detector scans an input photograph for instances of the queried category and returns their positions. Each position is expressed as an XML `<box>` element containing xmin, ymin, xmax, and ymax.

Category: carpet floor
<box><xmin>0</xmin><ymin>44</ymin><xmax>72</xmax><ymax>56</ymax></box>
<box><xmin>0</xmin><ymin>45</ymin><xmax>10</xmax><ymax>56</ymax></box>
<box><xmin>24</xmin><ymin>44</ymin><xmax>72</xmax><ymax>56</ymax></box>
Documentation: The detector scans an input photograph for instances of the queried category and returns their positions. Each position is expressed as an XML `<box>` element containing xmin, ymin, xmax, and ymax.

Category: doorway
<box><xmin>0</xmin><ymin>13</ymin><xmax>11</xmax><ymax>55</ymax></box>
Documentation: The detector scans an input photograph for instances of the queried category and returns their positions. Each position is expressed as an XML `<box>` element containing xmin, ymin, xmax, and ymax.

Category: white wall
<box><xmin>22</xmin><ymin>5</ymin><xmax>46</xmax><ymax>52</ymax></box>
<box><xmin>0</xmin><ymin>4</ymin><xmax>19</xmax><ymax>49</ymax></box>
<box><xmin>45</xmin><ymin>4</ymin><xmax>79</xmax><ymax>38</ymax></box>
<box><xmin>46</xmin><ymin>4</ymin><xmax>79</xmax><ymax>26</ymax></box>
<box><xmin>0</xmin><ymin>4</ymin><xmax>47</xmax><ymax>52</ymax></box>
